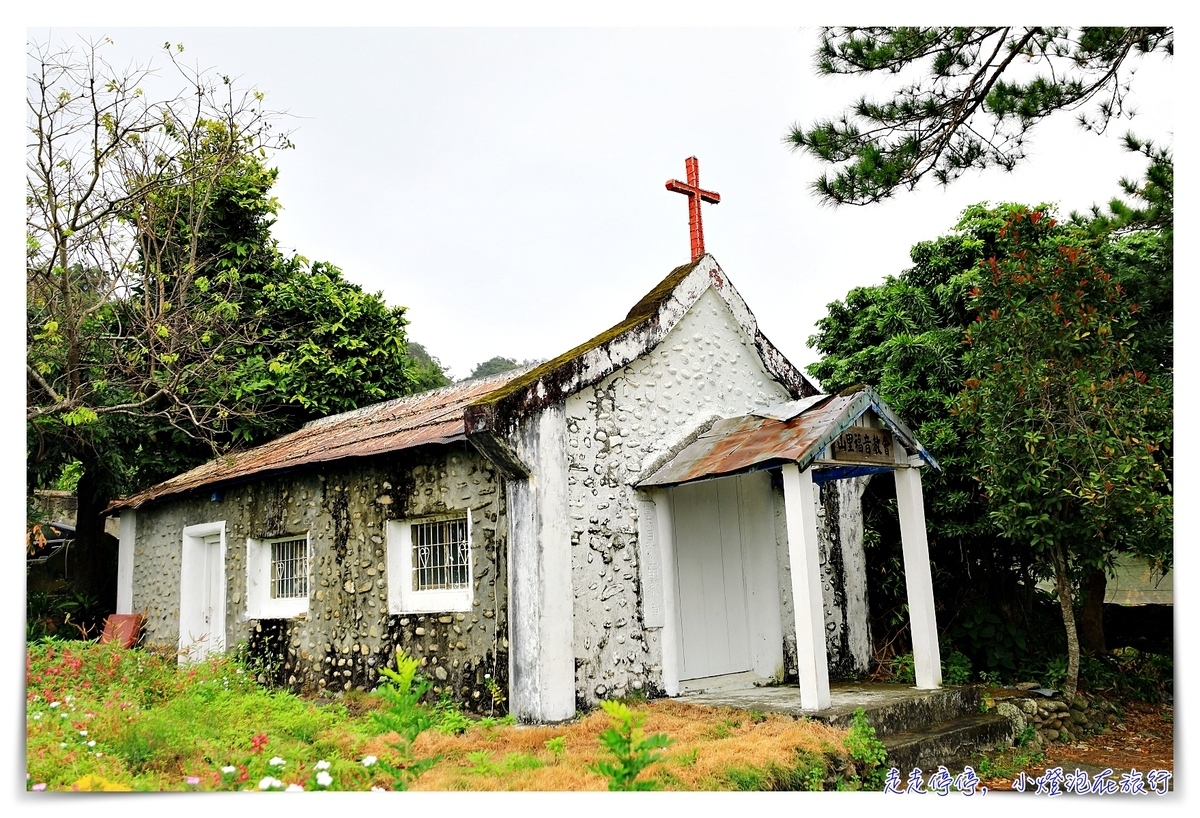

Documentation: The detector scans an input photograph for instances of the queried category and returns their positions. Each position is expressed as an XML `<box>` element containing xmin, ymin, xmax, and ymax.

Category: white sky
<box><xmin>23</xmin><ymin>22</ymin><xmax>1175</xmax><ymax>381</ymax></box>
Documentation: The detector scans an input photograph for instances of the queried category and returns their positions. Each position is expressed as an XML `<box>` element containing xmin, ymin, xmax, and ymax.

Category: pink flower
<box><xmin>32</xmin><ymin>783</ymin><xmax>46</xmax><ymax>791</ymax></box>
<box><xmin>186</xmin><ymin>776</ymin><xmax>200</xmax><ymax>785</ymax></box>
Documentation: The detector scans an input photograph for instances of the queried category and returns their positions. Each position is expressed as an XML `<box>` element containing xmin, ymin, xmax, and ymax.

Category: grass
<box><xmin>25</xmin><ymin>639</ymin><xmax>867</xmax><ymax>792</ymax></box>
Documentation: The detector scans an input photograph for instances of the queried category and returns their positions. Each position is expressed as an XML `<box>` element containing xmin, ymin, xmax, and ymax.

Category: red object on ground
<box><xmin>99</xmin><ymin>613</ymin><xmax>144</xmax><ymax>648</ymax></box>
<box><xmin>666</xmin><ymin>156</ymin><xmax>721</xmax><ymax>262</ymax></box>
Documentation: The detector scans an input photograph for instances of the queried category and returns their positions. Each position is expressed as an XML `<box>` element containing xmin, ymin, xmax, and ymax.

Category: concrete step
<box><xmin>813</xmin><ymin>684</ymin><xmax>985</xmax><ymax>738</ymax></box>
<box><xmin>882</xmin><ymin>712</ymin><xmax>1015</xmax><ymax>774</ymax></box>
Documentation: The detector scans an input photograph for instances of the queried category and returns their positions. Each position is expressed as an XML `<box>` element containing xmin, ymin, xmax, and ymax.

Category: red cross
<box><xmin>666</xmin><ymin>156</ymin><xmax>720</xmax><ymax>262</ymax></box>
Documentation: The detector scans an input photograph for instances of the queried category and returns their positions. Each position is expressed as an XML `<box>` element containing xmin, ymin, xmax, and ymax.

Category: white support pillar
<box><xmin>781</xmin><ymin>463</ymin><xmax>831</xmax><ymax>711</ymax></box>
<box><xmin>651</xmin><ymin>490</ymin><xmax>681</xmax><ymax>697</ymax></box>
<box><xmin>895</xmin><ymin>459</ymin><xmax>942</xmax><ymax>689</ymax></box>
<box><xmin>116</xmin><ymin>510</ymin><xmax>136</xmax><ymax>615</ymax></box>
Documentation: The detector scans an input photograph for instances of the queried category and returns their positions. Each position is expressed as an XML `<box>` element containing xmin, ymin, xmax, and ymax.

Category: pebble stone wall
<box><xmin>563</xmin><ymin>287</ymin><xmax>793</xmax><ymax>706</ymax></box>
<box><xmin>127</xmin><ymin>443</ymin><xmax>509</xmax><ymax>712</ymax></box>
<box><xmin>991</xmin><ymin>690</ymin><xmax>1122</xmax><ymax>748</ymax></box>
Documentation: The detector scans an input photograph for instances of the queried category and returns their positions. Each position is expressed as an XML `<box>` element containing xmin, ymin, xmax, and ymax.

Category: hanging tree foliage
<box><xmin>788</xmin><ymin>27</ymin><xmax>1172</xmax><ymax>205</ymax></box>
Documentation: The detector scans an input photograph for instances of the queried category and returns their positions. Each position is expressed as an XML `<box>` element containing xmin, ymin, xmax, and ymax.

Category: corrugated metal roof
<box><xmin>638</xmin><ymin>388</ymin><xmax>938</xmax><ymax>488</ymax></box>
<box><xmin>107</xmin><ymin>369</ymin><xmax>531</xmax><ymax>512</ymax></box>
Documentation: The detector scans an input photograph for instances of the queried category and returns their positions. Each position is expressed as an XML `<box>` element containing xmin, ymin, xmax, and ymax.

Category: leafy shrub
<box><xmin>942</xmin><ymin>651</ymin><xmax>972</xmax><ymax>685</ymax></box>
<box><xmin>432</xmin><ymin>691</ymin><xmax>472</xmax><ymax>735</ymax></box>
<box><xmin>889</xmin><ymin>653</ymin><xmax>915</xmax><ymax>684</ymax></box>
<box><xmin>369</xmin><ymin>653</ymin><xmax>439</xmax><ymax>789</ymax></box>
<box><xmin>589</xmin><ymin>700</ymin><xmax>673</xmax><ymax>791</ymax></box>
<box><xmin>949</xmin><ymin>601</ymin><xmax>1027</xmax><ymax>676</ymax></box>
<box><xmin>844</xmin><ymin>708</ymin><xmax>887</xmax><ymax>789</ymax></box>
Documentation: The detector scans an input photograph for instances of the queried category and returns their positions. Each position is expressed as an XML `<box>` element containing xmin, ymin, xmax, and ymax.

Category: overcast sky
<box><xmin>25</xmin><ymin>24</ymin><xmax>1174</xmax><ymax>382</ymax></box>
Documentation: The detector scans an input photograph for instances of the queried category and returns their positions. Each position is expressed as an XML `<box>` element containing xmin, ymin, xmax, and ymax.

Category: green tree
<box><xmin>954</xmin><ymin>206</ymin><xmax>1172</xmax><ymax>700</ymax></box>
<box><xmin>789</xmin><ymin>27</ymin><xmax>1172</xmax><ymax>205</ymax></box>
<box><xmin>26</xmin><ymin>38</ymin><xmax>431</xmax><ymax>606</ymax></box>
<box><xmin>807</xmin><ymin>204</ymin><xmax>1044</xmax><ymax>671</ymax></box>
<box><xmin>807</xmin><ymin>150</ymin><xmax>1172</xmax><ymax>669</ymax></box>
<box><xmin>467</xmin><ymin>356</ymin><xmax>539</xmax><ymax>380</ymax></box>
<box><xmin>405</xmin><ymin>342</ymin><xmax>452</xmax><ymax>392</ymax></box>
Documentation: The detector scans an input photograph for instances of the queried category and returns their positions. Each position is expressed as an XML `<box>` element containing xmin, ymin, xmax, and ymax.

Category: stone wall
<box><xmin>564</xmin><ymin>287</ymin><xmax>792</xmax><ymax>704</ymax></box>
<box><xmin>991</xmin><ymin>691</ymin><xmax>1120</xmax><ymax>748</ymax></box>
<box><xmin>127</xmin><ymin>443</ymin><xmax>508</xmax><ymax>710</ymax></box>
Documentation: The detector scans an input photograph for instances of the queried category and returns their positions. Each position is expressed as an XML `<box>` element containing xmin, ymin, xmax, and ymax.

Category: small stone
<box><xmin>1042</xmin><ymin>729</ymin><xmax>1059</xmax><ymax>741</ymax></box>
<box><xmin>415</xmin><ymin>627</ymin><xmax>426</xmax><ymax>636</ymax></box>
<box><xmin>434</xmin><ymin>666</ymin><xmax>448</xmax><ymax>681</ymax></box>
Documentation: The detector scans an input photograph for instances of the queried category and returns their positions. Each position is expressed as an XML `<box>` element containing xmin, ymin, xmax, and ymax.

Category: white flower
<box><xmin>370</xmin><ymin>786</ymin><xmax>385</xmax><ymax>792</ymax></box>
<box><xmin>221</xmin><ymin>766</ymin><xmax>237</xmax><ymax>775</ymax></box>
<box><xmin>59</xmin><ymin>743</ymin><xmax>67</xmax><ymax>748</ymax></box>
<box><xmin>31</xmin><ymin>713</ymin><xmax>42</xmax><ymax>720</ymax></box>
<box><xmin>285</xmin><ymin>784</ymin><xmax>304</xmax><ymax>792</ymax></box>
<box><xmin>361</xmin><ymin>755</ymin><xmax>377</xmax><ymax>767</ymax></box>
<box><xmin>60</xmin><ymin>713</ymin><xmax>67</xmax><ymax>718</ymax></box>
<box><xmin>87</xmin><ymin>741</ymin><xmax>96</xmax><ymax>747</ymax></box>
<box><xmin>79</xmin><ymin>730</ymin><xmax>88</xmax><ymax>737</ymax></box>
<box><xmin>268</xmin><ymin>756</ymin><xmax>285</xmax><ymax>767</ymax></box>
<box><xmin>258</xmin><ymin>776</ymin><xmax>283</xmax><ymax>790</ymax></box>
<box><xmin>49</xmin><ymin>702</ymin><xmax>60</xmax><ymax>709</ymax></box>
<box><xmin>315</xmin><ymin>760</ymin><xmax>331</xmax><ymax>771</ymax></box>
<box><xmin>316</xmin><ymin>771</ymin><xmax>333</xmax><ymax>788</ymax></box>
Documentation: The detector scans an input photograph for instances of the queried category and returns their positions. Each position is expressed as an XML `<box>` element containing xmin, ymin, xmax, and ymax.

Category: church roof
<box><xmin>106</xmin><ymin>254</ymin><xmax>817</xmax><ymax>512</ymax></box>
<box><xmin>105</xmin><ymin>369</ymin><xmax>531</xmax><ymax>512</ymax></box>
<box><xmin>464</xmin><ymin>254</ymin><xmax>817</xmax><ymax>436</ymax></box>
<box><xmin>637</xmin><ymin>387</ymin><xmax>939</xmax><ymax>488</ymax></box>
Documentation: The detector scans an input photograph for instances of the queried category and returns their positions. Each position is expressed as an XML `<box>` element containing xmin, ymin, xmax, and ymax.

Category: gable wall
<box><xmin>563</xmin><ymin>286</ymin><xmax>792</xmax><ymax>704</ymax></box>
<box><xmin>127</xmin><ymin>444</ymin><xmax>510</xmax><ymax>711</ymax></box>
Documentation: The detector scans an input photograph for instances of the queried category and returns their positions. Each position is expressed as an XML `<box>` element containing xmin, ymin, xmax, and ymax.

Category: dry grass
<box><xmin>367</xmin><ymin>700</ymin><xmax>851</xmax><ymax>791</ymax></box>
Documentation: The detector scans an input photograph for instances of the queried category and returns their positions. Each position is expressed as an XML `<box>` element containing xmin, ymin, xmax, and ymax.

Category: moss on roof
<box><xmin>469</xmin><ymin>258</ymin><xmax>702</xmax><ymax>412</ymax></box>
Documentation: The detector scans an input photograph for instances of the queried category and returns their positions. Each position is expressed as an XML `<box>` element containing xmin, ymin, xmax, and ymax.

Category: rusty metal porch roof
<box><xmin>637</xmin><ymin>388</ymin><xmax>938</xmax><ymax>489</ymax></box>
<box><xmin>106</xmin><ymin>369</ymin><xmax>532</xmax><ymax>512</ymax></box>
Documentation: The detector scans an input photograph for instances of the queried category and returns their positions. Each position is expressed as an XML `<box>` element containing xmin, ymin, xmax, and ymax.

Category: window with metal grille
<box><xmin>411</xmin><ymin>517</ymin><xmax>469</xmax><ymax>591</ymax></box>
<box><xmin>269</xmin><ymin>536</ymin><xmax>308</xmax><ymax>600</ymax></box>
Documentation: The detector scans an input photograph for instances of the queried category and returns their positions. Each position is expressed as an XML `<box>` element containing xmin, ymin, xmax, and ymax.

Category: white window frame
<box><xmin>387</xmin><ymin>512</ymin><xmax>472</xmax><ymax>614</ymax></box>
<box><xmin>246</xmin><ymin>532</ymin><xmax>311</xmax><ymax>619</ymax></box>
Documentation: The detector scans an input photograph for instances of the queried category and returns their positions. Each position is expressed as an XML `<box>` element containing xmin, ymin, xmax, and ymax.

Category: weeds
<box><xmin>844</xmin><ymin>708</ymin><xmax>887</xmax><ymax>789</ymax></box>
<box><xmin>589</xmin><ymin>699</ymin><xmax>673</xmax><ymax>790</ymax></box>
<box><xmin>544</xmin><ymin>736</ymin><xmax>566</xmax><ymax>762</ymax></box>
<box><xmin>368</xmin><ymin>653</ymin><xmax>440</xmax><ymax>789</ymax></box>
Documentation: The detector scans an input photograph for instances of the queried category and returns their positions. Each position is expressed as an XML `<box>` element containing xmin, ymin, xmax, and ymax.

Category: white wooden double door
<box><xmin>667</xmin><ymin>472</ymin><xmax>782</xmax><ymax>682</ymax></box>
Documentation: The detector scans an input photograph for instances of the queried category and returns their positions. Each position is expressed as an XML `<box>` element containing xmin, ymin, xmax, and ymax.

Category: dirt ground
<box><xmin>981</xmin><ymin>701</ymin><xmax>1174</xmax><ymax>792</ymax></box>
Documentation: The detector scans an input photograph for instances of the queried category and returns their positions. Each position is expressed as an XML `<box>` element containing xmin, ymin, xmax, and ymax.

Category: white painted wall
<box><xmin>564</xmin><ymin>286</ymin><xmax>791</xmax><ymax>703</ymax></box>
<box><xmin>507</xmin><ymin>405</ymin><xmax>576</xmax><ymax>722</ymax></box>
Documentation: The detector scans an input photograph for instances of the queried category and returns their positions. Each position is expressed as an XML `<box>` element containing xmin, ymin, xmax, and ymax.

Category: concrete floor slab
<box><xmin>676</xmin><ymin>679</ymin><xmax>945</xmax><ymax>721</ymax></box>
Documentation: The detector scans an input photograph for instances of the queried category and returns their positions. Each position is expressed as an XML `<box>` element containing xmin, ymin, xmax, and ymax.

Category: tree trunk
<box><xmin>68</xmin><ymin>468</ymin><xmax>119</xmax><ymax>632</ymax></box>
<box><xmin>1078</xmin><ymin>566</ymin><xmax>1107</xmax><ymax>655</ymax></box>
<box><xmin>1052</xmin><ymin>543</ymin><xmax>1079</xmax><ymax>702</ymax></box>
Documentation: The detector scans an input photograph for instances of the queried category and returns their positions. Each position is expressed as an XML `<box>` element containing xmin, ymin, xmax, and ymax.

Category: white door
<box><xmin>179</xmin><ymin>524</ymin><xmax>226</xmax><ymax>663</ymax></box>
<box><xmin>671</xmin><ymin>477</ymin><xmax>752</xmax><ymax>680</ymax></box>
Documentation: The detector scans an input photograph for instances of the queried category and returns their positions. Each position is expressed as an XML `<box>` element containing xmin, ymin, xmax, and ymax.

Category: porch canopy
<box><xmin>638</xmin><ymin>387</ymin><xmax>942</xmax><ymax>711</ymax></box>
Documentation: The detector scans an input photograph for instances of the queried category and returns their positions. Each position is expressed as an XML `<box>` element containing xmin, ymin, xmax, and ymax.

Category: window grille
<box><xmin>270</xmin><ymin>536</ymin><xmax>308</xmax><ymax>600</ymax></box>
<box><xmin>411</xmin><ymin>517</ymin><xmax>469</xmax><ymax>591</ymax></box>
